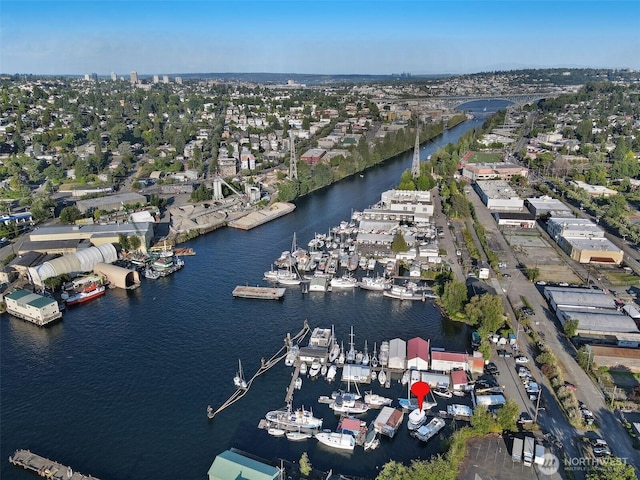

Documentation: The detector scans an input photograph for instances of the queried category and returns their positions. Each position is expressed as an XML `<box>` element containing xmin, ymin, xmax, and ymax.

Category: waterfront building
<box><xmin>388</xmin><ymin>338</ymin><xmax>407</xmax><ymax>371</ymax></box>
<box><xmin>3</xmin><ymin>289</ymin><xmax>62</xmax><ymax>326</ymax></box>
<box><xmin>207</xmin><ymin>449</ymin><xmax>280</xmax><ymax>480</ymax></box>
<box><xmin>406</xmin><ymin>337</ymin><xmax>430</xmax><ymax>370</ymax></box>
<box><xmin>430</xmin><ymin>350</ymin><xmax>469</xmax><ymax>372</ymax></box>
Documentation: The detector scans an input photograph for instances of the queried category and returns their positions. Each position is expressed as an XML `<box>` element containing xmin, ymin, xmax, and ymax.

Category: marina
<box><xmin>9</xmin><ymin>450</ymin><xmax>100</xmax><ymax>480</ymax></box>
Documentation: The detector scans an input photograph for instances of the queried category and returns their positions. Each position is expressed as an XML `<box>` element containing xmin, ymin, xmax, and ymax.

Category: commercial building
<box><xmin>546</xmin><ymin>217</ymin><xmax>623</xmax><ymax>265</ymax></box>
<box><xmin>474</xmin><ymin>180</ymin><xmax>524</xmax><ymax>211</ymax></box>
<box><xmin>526</xmin><ymin>196</ymin><xmax>573</xmax><ymax>218</ymax></box>
<box><xmin>572</xmin><ymin>180</ymin><xmax>617</xmax><ymax>198</ymax></box>
<box><xmin>300</xmin><ymin>148</ymin><xmax>326</xmax><ymax>165</ymax></box>
<box><xmin>492</xmin><ymin>211</ymin><xmax>536</xmax><ymax>228</ymax></box>
<box><xmin>75</xmin><ymin>192</ymin><xmax>147</xmax><ymax>214</ymax></box>
<box><xmin>3</xmin><ymin>289</ymin><xmax>62</xmax><ymax>326</ymax></box>
<box><xmin>430</xmin><ymin>350</ymin><xmax>469</xmax><ymax>372</ymax></box>
<box><xmin>462</xmin><ymin>162</ymin><xmax>528</xmax><ymax>181</ymax></box>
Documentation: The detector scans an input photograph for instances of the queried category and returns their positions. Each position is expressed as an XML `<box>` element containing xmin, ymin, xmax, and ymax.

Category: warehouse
<box><xmin>526</xmin><ymin>196</ymin><xmax>573</xmax><ymax>218</ymax></box>
<box><xmin>558</xmin><ymin>237</ymin><xmax>624</xmax><ymax>265</ymax></box>
<box><xmin>474</xmin><ymin>180</ymin><xmax>524</xmax><ymax>211</ymax></box>
<box><xmin>388</xmin><ymin>338</ymin><xmax>407</xmax><ymax>371</ymax></box>
<box><xmin>75</xmin><ymin>192</ymin><xmax>147</xmax><ymax>214</ymax></box>
<box><xmin>544</xmin><ymin>286</ymin><xmax>617</xmax><ymax>311</ymax></box>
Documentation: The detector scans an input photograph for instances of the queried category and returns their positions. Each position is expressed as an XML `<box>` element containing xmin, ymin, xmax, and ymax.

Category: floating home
<box><xmin>3</xmin><ymin>289</ymin><xmax>62</xmax><ymax>326</ymax></box>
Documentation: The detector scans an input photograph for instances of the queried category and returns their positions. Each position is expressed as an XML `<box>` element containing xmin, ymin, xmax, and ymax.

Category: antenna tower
<box><xmin>289</xmin><ymin>131</ymin><xmax>298</xmax><ymax>180</ymax></box>
<box><xmin>411</xmin><ymin>115</ymin><xmax>421</xmax><ymax>179</ymax></box>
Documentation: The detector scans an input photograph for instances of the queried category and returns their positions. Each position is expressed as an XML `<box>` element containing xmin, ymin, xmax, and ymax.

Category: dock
<box><xmin>232</xmin><ymin>285</ymin><xmax>286</xmax><ymax>300</ymax></box>
<box><xmin>227</xmin><ymin>202</ymin><xmax>296</xmax><ymax>230</ymax></box>
<box><xmin>9</xmin><ymin>449</ymin><xmax>100</xmax><ymax>479</ymax></box>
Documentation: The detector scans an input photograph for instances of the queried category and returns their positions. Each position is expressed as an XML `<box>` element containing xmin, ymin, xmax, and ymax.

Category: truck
<box><xmin>523</xmin><ymin>436</ymin><xmax>535</xmax><ymax>466</ymax></box>
<box><xmin>534</xmin><ymin>443</ymin><xmax>545</xmax><ymax>465</ymax></box>
<box><xmin>512</xmin><ymin>437</ymin><xmax>523</xmax><ymax>463</ymax></box>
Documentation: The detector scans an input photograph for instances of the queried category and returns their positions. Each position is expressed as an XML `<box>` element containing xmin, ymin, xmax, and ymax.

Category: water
<box><xmin>1</xmin><ymin>110</ymin><xmax>498</xmax><ymax>480</ymax></box>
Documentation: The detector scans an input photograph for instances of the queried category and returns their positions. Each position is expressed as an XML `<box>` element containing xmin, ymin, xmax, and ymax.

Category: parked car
<box><xmin>518</xmin><ymin>412</ymin><xmax>534</xmax><ymax>424</ymax></box>
<box><xmin>564</xmin><ymin>382</ymin><xmax>578</xmax><ymax>391</ymax></box>
<box><xmin>497</xmin><ymin>349</ymin><xmax>506</xmax><ymax>358</ymax></box>
<box><xmin>515</xmin><ymin>355</ymin><xmax>529</xmax><ymax>364</ymax></box>
<box><xmin>503</xmin><ymin>273</ymin><xmax>511</xmax><ymax>278</ymax></box>
<box><xmin>503</xmin><ymin>350</ymin><xmax>512</xmax><ymax>358</ymax></box>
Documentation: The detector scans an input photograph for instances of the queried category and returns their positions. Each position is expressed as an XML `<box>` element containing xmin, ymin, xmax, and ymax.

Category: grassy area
<box><xmin>602</xmin><ymin>270</ymin><xmax>640</xmax><ymax>286</ymax></box>
<box><xmin>465</xmin><ymin>151</ymin><xmax>502</xmax><ymax>163</ymax></box>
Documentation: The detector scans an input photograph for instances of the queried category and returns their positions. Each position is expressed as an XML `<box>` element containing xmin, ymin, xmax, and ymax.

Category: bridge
<box><xmin>377</xmin><ymin>91</ymin><xmax>564</xmax><ymax>110</ymax></box>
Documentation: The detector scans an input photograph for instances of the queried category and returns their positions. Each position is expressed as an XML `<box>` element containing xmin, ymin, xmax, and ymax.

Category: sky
<box><xmin>1</xmin><ymin>0</ymin><xmax>639</xmax><ymax>76</ymax></box>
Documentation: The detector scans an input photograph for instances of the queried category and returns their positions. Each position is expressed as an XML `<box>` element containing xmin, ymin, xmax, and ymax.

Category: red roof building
<box><xmin>430</xmin><ymin>350</ymin><xmax>469</xmax><ymax>372</ymax></box>
<box><xmin>407</xmin><ymin>337</ymin><xmax>430</xmax><ymax>371</ymax></box>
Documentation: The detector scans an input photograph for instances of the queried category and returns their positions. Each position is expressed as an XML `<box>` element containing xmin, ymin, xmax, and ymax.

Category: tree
<box><xmin>525</xmin><ymin>267</ymin><xmax>540</xmax><ymax>282</ymax></box>
<box><xmin>585</xmin><ymin>457</ymin><xmax>637</xmax><ymax>480</ymax></box>
<box><xmin>299</xmin><ymin>452</ymin><xmax>312</xmax><ymax>477</ymax></box>
<box><xmin>470</xmin><ymin>405</ymin><xmax>499</xmax><ymax>434</ymax></box>
<box><xmin>391</xmin><ymin>232</ymin><xmax>409</xmax><ymax>253</ymax></box>
<box><xmin>128</xmin><ymin>236</ymin><xmax>141</xmax><ymax>251</ymax></box>
<box><xmin>118</xmin><ymin>233</ymin><xmax>130</xmax><ymax>251</ymax></box>
<box><xmin>464</xmin><ymin>294</ymin><xmax>505</xmax><ymax>332</ymax></box>
<box><xmin>495</xmin><ymin>399</ymin><xmax>519</xmax><ymax>432</ymax></box>
<box><xmin>563</xmin><ymin>319</ymin><xmax>579</xmax><ymax>338</ymax></box>
<box><xmin>440</xmin><ymin>279</ymin><xmax>468</xmax><ymax>316</ymax></box>
<box><xmin>59</xmin><ymin>206</ymin><xmax>82</xmax><ymax>224</ymax></box>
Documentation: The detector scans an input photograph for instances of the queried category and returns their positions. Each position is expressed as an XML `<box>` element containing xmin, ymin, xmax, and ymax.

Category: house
<box><xmin>207</xmin><ymin>449</ymin><xmax>280</xmax><ymax>480</ymax></box>
<box><xmin>406</xmin><ymin>337</ymin><xmax>430</xmax><ymax>370</ymax></box>
<box><xmin>430</xmin><ymin>350</ymin><xmax>469</xmax><ymax>372</ymax></box>
<box><xmin>450</xmin><ymin>368</ymin><xmax>470</xmax><ymax>392</ymax></box>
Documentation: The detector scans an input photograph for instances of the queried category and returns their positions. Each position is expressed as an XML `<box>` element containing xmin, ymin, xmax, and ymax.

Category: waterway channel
<box><xmin>0</xmin><ymin>100</ymin><xmax>511</xmax><ymax>480</ymax></box>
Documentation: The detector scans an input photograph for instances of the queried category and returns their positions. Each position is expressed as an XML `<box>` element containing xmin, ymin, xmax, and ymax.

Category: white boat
<box><xmin>364</xmin><ymin>391</ymin><xmax>393</xmax><ymax>407</ymax></box>
<box><xmin>268</xmin><ymin>428</ymin><xmax>285</xmax><ymax>437</ymax></box>
<box><xmin>233</xmin><ymin>359</ymin><xmax>248</xmax><ymax>389</ymax></box>
<box><xmin>265</xmin><ymin>405</ymin><xmax>323</xmax><ymax>430</ymax></box>
<box><xmin>299</xmin><ymin>362</ymin><xmax>308</xmax><ymax>375</ymax></box>
<box><xmin>379</xmin><ymin>341</ymin><xmax>389</xmax><ymax>366</ymax></box>
<box><xmin>337</xmin><ymin>341</ymin><xmax>345</xmax><ymax>366</ymax></box>
<box><xmin>447</xmin><ymin>404</ymin><xmax>473</xmax><ymax>418</ymax></box>
<box><xmin>433</xmin><ymin>385</ymin><xmax>453</xmax><ymax>399</ymax></box>
<box><xmin>285</xmin><ymin>345</ymin><xmax>299</xmax><ymax>367</ymax></box>
<box><xmin>413</xmin><ymin>416</ymin><xmax>446</xmax><ymax>442</ymax></box>
<box><xmin>326</xmin><ymin>365</ymin><xmax>337</xmax><ymax>382</ymax></box>
<box><xmin>309</xmin><ymin>360</ymin><xmax>321</xmax><ymax>378</ymax></box>
<box><xmin>328</xmin><ymin>325</ymin><xmax>340</xmax><ymax>363</ymax></box>
<box><xmin>362</xmin><ymin>340</ymin><xmax>370</xmax><ymax>366</ymax></box>
<box><xmin>363</xmin><ymin>423</ymin><xmax>380</xmax><ymax>450</ymax></box>
<box><xmin>331</xmin><ymin>392</ymin><xmax>369</xmax><ymax>415</ymax></box>
<box><xmin>264</xmin><ymin>267</ymin><xmax>299</xmax><ymax>282</ymax></box>
<box><xmin>315</xmin><ymin>432</ymin><xmax>355</xmax><ymax>451</ymax></box>
<box><xmin>370</xmin><ymin>370</ymin><xmax>377</xmax><ymax>381</ymax></box>
<box><xmin>407</xmin><ymin>408</ymin><xmax>427</xmax><ymax>431</ymax></box>
<box><xmin>330</xmin><ymin>275</ymin><xmax>357</xmax><ymax>289</ymax></box>
<box><xmin>358</xmin><ymin>276</ymin><xmax>390</xmax><ymax>291</ymax></box>
<box><xmin>294</xmin><ymin>377</ymin><xmax>302</xmax><ymax>390</ymax></box>
<box><xmin>287</xmin><ymin>430</ymin><xmax>312</xmax><ymax>441</ymax></box>
<box><xmin>320</xmin><ymin>364</ymin><xmax>328</xmax><ymax>377</ymax></box>
<box><xmin>383</xmin><ymin>283</ymin><xmax>435</xmax><ymax>301</ymax></box>
<box><xmin>346</xmin><ymin>326</ymin><xmax>356</xmax><ymax>363</ymax></box>
<box><xmin>370</xmin><ymin>342</ymin><xmax>379</xmax><ymax>368</ymax></box>
<box><xmin>377</xmin><ymin>367</ymin><xmax>387</xmax><ymax>386</ymax></box>
<box><xmin>401</xmin><ymin>371</ymin><xmax>410</xmax><ymax>386</ymax></box>
<box><xmin>452</xmin><ymin>390</ymin><xmax>466</xmax><ymax>397</ymax></box>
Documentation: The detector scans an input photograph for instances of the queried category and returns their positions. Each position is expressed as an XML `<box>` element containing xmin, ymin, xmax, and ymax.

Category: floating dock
<box><xmin>232</xmin><ymin>285</ymin><xmax>286</xmax><ymax>300</ymax></box>
<box><xmin>9</xmin><ymin>449</ymin><xmax>100</xmax><ymax>479</ymax></box>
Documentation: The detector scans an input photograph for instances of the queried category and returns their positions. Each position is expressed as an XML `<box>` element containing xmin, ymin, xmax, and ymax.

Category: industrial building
<box><xmin>546</xmin><ymin>217</ymin><xmax>623</xmax><ymax>265</ymax></box>
<box><xmin>526</xmin><ymin>196</ymin><xmax>573</xmax><ymax>218</ymax></box>
<box><xmin>492</xmin><ymin>211</ymin><xmax>536</xmax><ymax>228</ymax></box>
<box><xmin>74</xmin><ymin>192</ymin><xmax>147</xmax><ymax>214</ymax></box>
<box><xmin>430</xmin><ymin>350</ymin><xmax>469</xmax><ymax>372</ymax></box>
<box><xmin>474</xmin><ymin>180</ymin><xmax>524</xmax><ymax>211</ymax></box>
<box><xmin>586</xmin><ymin>345</ymin><xmax>640</xmax><ymax>373</ymax></box>
<box><xmin>3</xmin><ymin>289</ymin><xmax>62</xmax><ymax>326</ymax></box>
<box><xmin>461</xmin><ymin>162</ymin><xmax>528</xmax><ymax>181</ymax></box>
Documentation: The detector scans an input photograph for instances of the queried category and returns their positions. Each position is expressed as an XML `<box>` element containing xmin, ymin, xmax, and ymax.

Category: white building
<box><xmin>4</xmin><ymin>289</ymin><xmax>62</xmax><ymax>326</ymax></box>
<box><xmin>474</xmin><ymin>180</ymin><xmax>524</xmax><ymax>211</ymax></box>
<box><xmin>388</xmin><ymin>338</ymin><xmax>407</xmax><ymax>371</ymax></box>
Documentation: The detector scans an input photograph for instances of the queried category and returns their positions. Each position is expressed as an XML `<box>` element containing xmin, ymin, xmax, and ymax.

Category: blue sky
<box><xmin>1</xmin><ymin>0</ymin><xmax>638</xmax><ymax>75</ymax></box>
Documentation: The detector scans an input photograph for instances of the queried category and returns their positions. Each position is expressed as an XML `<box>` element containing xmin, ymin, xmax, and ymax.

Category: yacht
<box><xmin>309</xmin><ymin>360</ymin><xmax>321</xmax><ymax>378</ymax></box>
<box><xmin>265</xmin><ymin>405</ymin><xmax>323</xmax><ymax>430</ymax></box>
<box><xmin>294</xmin><ymin>377</ymin><xmax>302</xmax><ymax>390</ymax></box>
<box><xmin>433</xmin><ymin>385</ymin><xmax>453</xmax><ymax>398</ymax></box>
<box><xmin>326</xmin><ymin>364</ymin><xmax>337</xmax><ymax>382</ymax></box>
<box><xmin>330</xmin><ymin>275</ymin><xmax>357</xmax><ymax>289</ymax></box>
<box><xmin>407</xmin><ymin>408</ymin><xmax>427</xmax><ymax>431</ymax></box>
<box><xmin>285</xmin><ymin>345</ymin><xmax>299</xmax><ymax>367</ymax></box>
<box><xmin>358</xmin><ymin>276</ymin><xmax>390</xmax><ymax>292</ymax></box>
<box><xmin>299</xmin><ymin>362</ymin><xmax>308</xmax><ymax>375</ymax></box>
<box><xmin>364</xmin><ymin>391</ymin><xmax>393</xmax><ymax>407</ymax></box>
<box><xmin>331</xmin><ymin>392</ymin><xmax>369</xmax><ymax>415</ymax></box>
<box><xmin>413</xmin><ymin>416</ymin><xmax>446</xmax><ymax>443</ymax></box>
<box><xmin>315</xmin><ymin>432</ymin><xmax>355</xmax><ymax>451</ymax></box>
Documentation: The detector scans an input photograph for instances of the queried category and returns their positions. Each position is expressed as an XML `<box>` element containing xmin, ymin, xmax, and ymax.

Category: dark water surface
<box><xmin>1</xmin><ymin>103</ymin><xmax>509</xmax><ymax>479</ymax></box>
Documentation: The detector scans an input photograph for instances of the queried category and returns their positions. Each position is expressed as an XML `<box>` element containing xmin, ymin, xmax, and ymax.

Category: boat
<box><xmin>265</xmin><ymin>405</ymin><xmax>323</xmax><ymax>430</ymax></box>
<box><xmin>331</xmin><ymin>392</ymin><xmax>369</xmax><ymax>415</ymax></box>
<box><xmin>64</xmin><ymin>283</ymin><xmax>106</xmax><ymax>306</ymax></box>
<box><xmin>363</xmin><ymin>422</ymin><xmax>380</xmax><ymax>450</ymax></box>
<box><xmin>142</xmin><ymin>267</ymin><xmax>161</xmax><ymax>279</ymax></box>
<box><xmin>346</xmin><ymin>326</ymin><xmax>356</xmax><ymax>363</ymax></box>
<box><xmin>268</xmin><ymin>428</ymin><xmax>286</xmax><ymax>437</ymax></box>
<box><xmin>326</xmin><ymin>365</ymin><xmax>337</xmax><ymax>382</ymax></box>
<box><xmin>358</xmin><ymin>276</ymin><xmax>390</xmax><ymax>292</ymax></box>
<box><xmin>233</xmin><ymin>359</ymin><xmax>248</xmax><ymax>389</ymax></box>
<box><xmin>377</xmin><ymin>367</ymin><xmax>387</xmax><ymax>386</ymax></box>
<box><xmin>400</xmin><ymin>371</ymin><xmax>410</xmax><ymax>386</ymax></box>
<box><xmin>362</xmin><ymin>341</ymin><xmax>370</xmax><ymax>366</ymax></box>
<box><xmin>294</xmin><ymin>377</ymin><xmax>302</xmax><ymax>390</ymax></box>
<box><xmin>309</xmin><ymin>360</ymin><xmax>321</xmax><ymax>378</ymax></box>
<box><xmin>330</xmin><ymin>275</ymin><xmax>357</xmax><ymax>289</ymax></box>
<box><xmin>285</xmin><ymin>345</ymin><xmax>299</xmax><ymax>367</ymax></box>
<box><xmin>447</xmin><ymin>404</ymin><xmax>473</xmax><ymax>418</ymax></box>
<box><xmin>337</xmin><ymin>341</ymin><xmax>345</xmax><ymax>367</ymax></box>
<box><xmin>320</xmin><ymin>364</ymin><xmax>328</xmax><ymax>377</ymax></box>
<box><xmin>370</xmin><ymin>342</ymin><xmax>379</xmax><ymax>368</ymax></box>
<box><xmin>433</xmin><ymin>385</ymin><xmax>453</xmax><ymax>398</ymax></box>
<box><xmin>407</xmin><ymin>408</ymin><xmax>427</xmax><ymax>431</ymax></box>
<box><xmin>347</xmin><ymin>253</ymin><xmax>359</xmax><ymax>272</ymax></box>
<box><xmin>398</xmin><ymin>397</ymin><xmax>437</xmax><ymax>412</ymax></box>
<box><xmin>383</xmin><ymin>283</ymin><xmax>437</xmax><ymax>301</ymax></box>
<box><xmin>413</xmin><ymin>416</ymin><xmax>446</xmax><ymax>443</ymax></box>
<box><xmin>315</xmin><ymin>432</ymin><xmax>355</xmax><ymax>451</ymax></box>
<box><xmin>264</xmin><ymin>266</ymin><xmax>299</xmax><ymax>282</ymax></box>
<box><xmin>299</xmin><ymin>362</ymin><xmax>308</xmax><ymax>375</ymax></box>
<box><xmin>364</xmin><ymin>391</ymin><xmax>393</xmax><ymax>407</ymax></box>
<box><xmin>452</xmin><ymin>390</ymin><xmax>466</xmax><ymax>397</ymax></box>
<box><xmin>370</xmin><ymin>370</ymin><xmax>377</xmax><ymax>381</ymax></box>
<box><xmin>379</xmin><ymin>341</ymin><xmax>389</xmax><ymax>366</ymax></box>
<box><xmin>367</xmin><ymin>258</ymin><xmax>377</xmax><ymax>270</ymax></box>
<box><xmin>471</xmin><ymin>330</ymin><xmax>481</xmax><ymax>349</ymax></box>
<box><xmin>328</xmin><ymin>326</ymin><xmax>340</xmax><ymax>363</ymax></box>
<box><xmin>286</xmin><ymin>430</ymin><xmax>312</xmax><ymax>441</ymax></box>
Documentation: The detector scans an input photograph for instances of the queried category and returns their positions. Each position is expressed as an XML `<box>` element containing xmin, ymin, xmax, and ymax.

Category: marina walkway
<box><xmin>9</xmin><ymin>449</ymin><xmax>100</xmax><ymax>479</ymax></box>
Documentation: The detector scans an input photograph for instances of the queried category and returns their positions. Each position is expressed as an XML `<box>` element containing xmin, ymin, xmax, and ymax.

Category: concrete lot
<box><xmin>459</xmin><ymin>435</ymin><xmax>563</xmax><ymax>480</ymax></box>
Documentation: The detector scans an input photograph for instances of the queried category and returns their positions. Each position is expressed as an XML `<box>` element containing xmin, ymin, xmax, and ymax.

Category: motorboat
<box><xmin>330</xmin><ymin>275</ymin><xmax>357</xmax><ymax>289</ymax></box>
<box><xmin>268</xmin><ymin>428</ymin><xmax>285</xmax><ymax>437</ymax></box>
<box><xmin>286</xmin><ymin>430</ymin><xmax>312</xmax><ymax>441</ymax></box>
<box><xmin>320</xmin><ymin>364</ymin><xmax>328</xmax><ymax>377</ymax></box>
<box><xmin>331</xmin><ymin>393</ymin><xmax>369</xmax><ymax>415</ymax></box>
<box><xmin>299</xmin><ymin>362</ymin><xmax>308</xmax><ymax>375</ymax></box>
<box><xmin>364</xmin><ymin>392</ymin><xmax>393</xmax><ymax>407</ymax></box>
<box><xmin>370</xmin><ymin>370</ymin><xmax>377</xmax><ymax>381</ymax></box>
<box><xmin>377</xmin><ymin>367</ymin><xmax>387</xmax><ymax>386</ymax></box>
<box><xmin>358</xmin><ymin>276</ymin><xmax>391</xmax><ymax>292</ymax></box>
<box><xmin>400</xmin><ymin>371</ymin><xmax>409</xmax><ymax>386</ymax></box>
<box><xmin>233</xmin><ymin>359</ymin><xmax>248</xmax><ymax>389</ymax></box>
<box><xmin>315</xmin><ymin>432</ymin><xmax>355</xmax><ymax>451</ymax></box>
<box><xmin>265</xmin><ymin>405</ymin><xmax>323</xmax><ymax>430</ymax></box>
<box><xmin>294</xmin><ymin>377</ymin><xmax>302</xmax><ymax>390</ymax></box>
<box><xmin>433</xmin><ymin>385</ymin><xmax>453</xmax><ymax>399</ymax></box>
<box><xmin>309</xmin><ymin>360</ymin><xmax>321</xmax><ymax>378</ymax></box>
<box><xmin>285</xmin><ymin>345</ymin><xmax>299</xmax><ymax>367</ymax></box>
<box><xmin>407</xmin><ymin>408</ymin><xmax>427</xmax><ymax>431</ymax></box>
<box><xmin>326</xmin><ymin>365</ymin><xmax>337</xmax><ymax>382</ymax></box>
<box><xmin>413</xmin><ymin>416</ymin><xmax>446</xmax><ymax>442</ymax></box>
<box><xmin>64</xmin><ymin>283</ymin><xmax>106</xmax><ymax>306</ymax></box>
<box><xmin>447</xmin><ymin>404</ymin><xmax>473</xmax><ymax>418</ymax></box>
<box><xmin>363</xmin><ymin>423</ymin><xmax>380</xmax><ymax>450</ymax></box>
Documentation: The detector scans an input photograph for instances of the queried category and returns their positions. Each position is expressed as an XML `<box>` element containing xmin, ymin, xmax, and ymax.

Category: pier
<box><xmin>9</xmin><ymin>449</ymin><xmax>100</xmax><ymax>479</ymax></box>
<box><xmin>207</xmin><ymin>321</ymin><xmax>311</xmax><ymax>420</ymax></box>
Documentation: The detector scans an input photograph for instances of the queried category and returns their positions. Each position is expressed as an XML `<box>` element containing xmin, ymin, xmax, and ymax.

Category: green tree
<box><xmin>441</xmin><ymin>279</ymin><xmax>468</xmax><ymax>316</ymax></box>
<box><xmin>470</xmin><ymin>405</ymin><xmax>499</xmax><ymax>434</ymax></box>
<box><xmin>59</xmin><ymin>206</ymin><xmax>82</xmax><ymax>224</ymax></box>
<box><xmin>563</xmin><ymin>319</ymin><xmax>579</xmax><ymax>338</ymax></box>
<box><xmin>299</xmin><ymin>452</ymin><xmax>312</xmax><ymax>477</ymax></box>
<box><xmin>391</xmin><ymin>232</ymin><xmax>409</xmax><ymax>253</ymax></box>
<box><xmin>525</xmin><ymin>267</ymin><xmax>540</xmax><ymax>282</ymax></box>
<box><xmin>128</xmin><ymin>236</ymin><xmax>142</xmax><ymax>251</ymax></box>
<box><xmin>495</xmin><ymin>399</ymin><xmax>519</xmax><ymax>432</ymax></box>
<box><xmin>118</xmin><ymin>233</ymin><xmax>130</xmax><ymax>251</ymax></box>
<box><xmin>464</xmin><ymin>294</ymin><xmax>505</xmax><ymax>332</ymax></box>
<box><xmin>585</xmin><ymin>457</ymin><xmax>637</xmax><ymax>480</ymax></box>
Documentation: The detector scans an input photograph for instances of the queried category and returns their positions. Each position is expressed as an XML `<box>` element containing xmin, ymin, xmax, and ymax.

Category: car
<box><xmin>564</xmin><ymin>382</ymin><xmax>578</xmax><ymax>391</ymax></box>
<box><xmin>515</xmin><ymin>355</ymin><xmax>529</xmax><ymax>364</ymax></box>
<box><xmin>593</xmin><ymin>446</ymin><xmax>611</xmax><ymax>457</ymax></box>
<box><xmin>503</xmin><ymin>350</ymin><xmax>512</xmax><ymax>358</ymax></box>
<box><xmin>497</xmin><ymin>349</ymin><xmax>506</xmax><ymax>358</ymax></box>
<box><xmin>536</xmin><ymin>281</ymin><xmax>547</xmax><ymax>286</ymax></box>
<box><xmin>503</xmin><ymin>273</ymin><xmax>511</xmax><ymax>278</ymax></box>
<box><xmin>591</xmin><ymin>438</ymin><xmax>608</xmax><ymax>448</ymax></box>
<box><xmin>518</xmin><ymin>412</ymin><xmax>534</xmax><ymax>424</ymax></box>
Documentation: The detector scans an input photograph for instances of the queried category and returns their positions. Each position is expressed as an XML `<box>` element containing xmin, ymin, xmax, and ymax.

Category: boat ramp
<box><xmin>9</xmin><ymin>449</ymin><xmax>100</xmax><ymax>479</ymax></box>
<box><xmin>232</xmin><ymin>285</ymin><xmax>286</xmax><ymax>300</ymax></box>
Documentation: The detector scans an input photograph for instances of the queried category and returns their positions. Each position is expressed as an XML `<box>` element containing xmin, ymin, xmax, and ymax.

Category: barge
<box><xmin>232</xmin><ymin>285</ymin><xmax>286</xmax><ymax>300</ymax></box>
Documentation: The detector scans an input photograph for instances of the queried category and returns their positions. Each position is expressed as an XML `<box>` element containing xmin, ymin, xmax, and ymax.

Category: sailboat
<box><xmin>328</xmin><ymin>325</ymin><xmax>340</xmax><ymax>363</ymax></box>
<box><xmin>233</xmin><ymin>359</ymin><xmax>247</xmax><ymax>389</ymax></box>
<box><xmin>370</xmin><ymin>342</ymin><xmax>379</xmax><ymax>368</ymax></box>
<box><xmin>346</xmin><ymin>326</ymin><xmax>356</xmax><ymax>363</ymax></box>
<box><xmin>337</xmin><ymin>341</ymin><xmax>345</xmax><ymax>366</ymax></box>
<box><xmin>377</xmin><ymin>366</ymin><xmax>387</xmax><ymax>386</ymax></box>
<box><xmin>362</xmin><ymin>340</ymin><xmax>370</xmax><ymax>366</ymax></box>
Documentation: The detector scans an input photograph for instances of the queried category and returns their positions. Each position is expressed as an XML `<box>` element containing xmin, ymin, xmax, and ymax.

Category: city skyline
<box><xmin>1</xmin><ymin>0</ymin><xmax>639</xmax><ymax>76</ymax></box>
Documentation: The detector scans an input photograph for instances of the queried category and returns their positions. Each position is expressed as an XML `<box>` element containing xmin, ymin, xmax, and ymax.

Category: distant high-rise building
<box><xmin>163</xmin><ymin>75</ymin><xmax>169</xmax><ymax>84</ymax></box>
<box><xmin>153</xmin><ymin>75</ymin><xmax>159</xmax><ymax>84</ymax></box>
<box><xmin>90</xmin><ymin>73</ymin><xmax>98</xmax><ymax>82</ymax></box>
<box><xmin>84</xmin><ymin>74</ymin><xmax>91</xmax><ymax>81</ymax></box>
<box><xmin>175</xmin><ymin>76</ymin><xmax>182</xmax><ymax>85</ymax></box>
<box><xmin>130</xmin><ymin>71</ymin><xmax>138</xmax><ymax>84</ymax></box>
<box><xmin>111</xmin><ymin>72</ymin><xmax>117</xmax><ymax>81</ymax></box>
